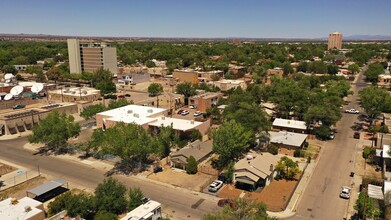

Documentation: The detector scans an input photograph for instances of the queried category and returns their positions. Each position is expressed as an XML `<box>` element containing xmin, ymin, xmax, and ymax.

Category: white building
<box><xmin>67</xmin><ymin>39</ymin><xmax>118</xmax><ymax>75</ymax></box>
<box><xmin>121</xmin><ymin>200</ymin><xmax>162</xmax><ymax>220</ymax></box>
<box><xmin>211</xmin><ymin>79</ymin><xmax>247</xmax><ymax>92</ymax></box>
<box><xmin>272</xmin><ymin>118</ymin><xmax>307</xmax><ymax>134</ymax></box>
<box><xmin>0</xmin><ymin>197</ymin><xmax>45</xmax><ymax>220</ymax></box>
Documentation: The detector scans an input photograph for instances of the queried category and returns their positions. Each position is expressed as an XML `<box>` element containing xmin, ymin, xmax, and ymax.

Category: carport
<box><xmin>27</xmin><ymin>179</ymin><xmax>69</xmax><ymax>202</ymax></box>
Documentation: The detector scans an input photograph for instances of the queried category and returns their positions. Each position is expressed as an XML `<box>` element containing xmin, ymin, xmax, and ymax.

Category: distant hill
<box><xmin>344</xmin><ymin>35</ymin><xmax>391</xmax><ymax>40</ymax></box>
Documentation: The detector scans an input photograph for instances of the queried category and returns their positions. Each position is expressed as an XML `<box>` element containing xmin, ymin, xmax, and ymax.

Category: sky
<box><xmin>0</xmin><ymin>0</ymin><xmax>390</xmax><ymax>38</ymax></box>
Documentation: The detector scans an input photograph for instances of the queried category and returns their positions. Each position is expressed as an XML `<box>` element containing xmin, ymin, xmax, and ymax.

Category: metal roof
<box><xmin>27</xmin><ymin>179</ymin><xmax>67</xmax><ymax>197</ymax></box>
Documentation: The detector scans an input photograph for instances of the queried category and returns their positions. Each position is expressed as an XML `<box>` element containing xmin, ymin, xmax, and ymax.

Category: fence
<box><xmin>0</xmin><ymin>168</ymin><xmax>41</xmax><ymax>192</ymax></box>
<box><xmin>198</xmin><ymin>165</ymin><xmax>219</xmax><ymax>176</ymax></box>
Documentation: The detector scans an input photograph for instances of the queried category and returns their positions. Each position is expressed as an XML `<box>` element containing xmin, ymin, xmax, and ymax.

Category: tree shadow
<box><xmin>104</xmin><ymin>160</ymin><xmax>151</xmax><ymax>177</ymax></box>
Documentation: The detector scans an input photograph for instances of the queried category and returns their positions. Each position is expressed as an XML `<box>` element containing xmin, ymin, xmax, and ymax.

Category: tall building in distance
<box><xmin>328</xmin><ymin>32</ymin><xmax>343</xmax><ymax>50</ymax></box>
<box><xmin>67</xmin><ymin>39</ymin><xmax>118</xmax><ymax>74</ymax></box>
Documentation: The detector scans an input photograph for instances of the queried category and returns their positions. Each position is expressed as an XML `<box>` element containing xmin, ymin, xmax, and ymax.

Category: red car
<box><xmin>217</xmin><ymin>199</ymin><xmax>236</xmax><ymax>209</ymax></box>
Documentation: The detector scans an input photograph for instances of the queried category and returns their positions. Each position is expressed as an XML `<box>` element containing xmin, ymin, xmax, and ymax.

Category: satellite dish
<box><xmin>31</xmin><ymin>83</ymin><xmax>44</xmax><ymax>93</ymax></box>
<box><xmin>10</xmin><ymin>85</ymin><xmax>24</xmax><ymax>96</ymax></box>
<box><xmin>4</xmin><ymin>93</ymin><xmax>13</xmax><ymax>101</ymax></box>
<box><xmin>4</xmin><ymin>73</ymin><xmax>14</xmax><ymax>80</ymax></box>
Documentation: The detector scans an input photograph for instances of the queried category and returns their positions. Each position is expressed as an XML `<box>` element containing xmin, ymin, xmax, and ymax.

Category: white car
<box><xmin>208</xmin><ymin>180</ymin><xmax>224</xmax><ymax>192</ymax></box>
<box><xmin>189</xmin><ymin>105</ymin><xmax>195</xmax><ymax>109</ymax></box>
<box><xmin>181</xmin><ymin>110</ymin><xmax>189</xmax><ymax>116</ymax></box>
<box><xmin>340</xmin><ymin>186</ymin><xmax>351</xmax><ymax>199</ymax></box>
<box><xmin>194</xmin><ymin>111</ymin><xmax>202</xmax><ymax>117</ymax></box>
<box><xmin>345</xmin><ymin>109</ymin><xmax>359</xmax><ymax>114</ymax></box>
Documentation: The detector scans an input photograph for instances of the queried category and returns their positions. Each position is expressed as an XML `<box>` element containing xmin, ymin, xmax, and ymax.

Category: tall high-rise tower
<box><xmin>328</xmin><ymin>32</ymin><xmax>343</xmax><ymax>50</ymax></box>
<box><xmin>67</xmin><ymin>39</ymin><xmax>118</xmax><ymax>75</ymax></box>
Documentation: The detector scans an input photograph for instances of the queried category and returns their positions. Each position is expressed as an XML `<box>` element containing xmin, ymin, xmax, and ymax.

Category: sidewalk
<box><xmin>267</xmin><ymin>143</ymin><xmax>324</xmax><ymax>218</ymax></box>
<box><xmin>0</xmin><ymin>130</ymin><xmax>32</xmax><ymax>141</ymax></box>
<box><xmin>0</xmin><ymin>160</ymin><xmax>40</xmax><ymax>191</ymax></box>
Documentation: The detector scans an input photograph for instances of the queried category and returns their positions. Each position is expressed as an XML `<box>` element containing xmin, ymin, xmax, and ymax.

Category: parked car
<box><xmin>181</xmin><ymin>110</ymin><xmax>189</xmax><ymax>116</ymax></box>
<box><xmin>153</xmin><ymin>166</ymin><xmax>163</xmax><ymax>173</ymax></box>
<box><xmin>345</xmin><ymin>109</ymin><xmax>359</xmax><ymax>114</ymax></box>
<box><xmin>12</xmin><ymin>104</ymin><xmax>26</xmax><ymax>109</ymax></box>
<box><xmin>218</xmin><ymin>173</ymin><xmax>227</xmax><ymax>183</ymax></box>
<box><xmin>340</xmin><ymin>186</ymin><xmax>351</xmax><ymax>199</ymax></box>
<box><xmin>208</xmin><ymin>180</ymin><xmax>224</xmax><ymax>192</ymax></box>
<box><xmin>354</xmin><ymin>131</ymin><xmax>360</xmax><ymax>139</ymax></box>
<box><xmin>125</xmin><ymin>94</ymin><xmax>131</xmax><ymax>97</ymax></box>
<box><xmin>217</xmin><ymin>199</ymin><xmax>236</xmax><ymax>208</ymax></box>
<box><xmin>189</xmin><ymin>105</ymin><xmax>195</xmax><ymax>109</ymax></box>
<box><xmin>328</xmin><ymin>132</ymin><xmax>335</xmax><ymax>140</ymax></box>
<box><xmin>194</xmin><ymin>111</ymin><xmax>202</xmax><ymax>117</ymax></box>
<box><xmin>177</xmin><ymin>109</ymin><xmax>184</xmax><ymax>114</ymax></box>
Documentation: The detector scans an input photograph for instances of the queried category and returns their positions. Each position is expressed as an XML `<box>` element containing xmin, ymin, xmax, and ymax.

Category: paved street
<box><xmin>290</xmin><ymin>71</ymin><xmax>368</xmax><ymax>220</ymax></box>
<box><xmin>0</xmin><ymin>138</ymin><xmax>218</xmax><ymax>220</ymax></box>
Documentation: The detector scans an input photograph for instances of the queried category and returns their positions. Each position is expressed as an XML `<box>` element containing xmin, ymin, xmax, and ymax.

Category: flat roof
<box><xmin>383</xmin><ymin>145</ymin><xmax>391</xmax><ymax>159</ymax></box>
<box><xmin>269</xmin><ymin>131</ymin><xmax>308</xmax><ymax>147</ymax></box>
<box><xmin>272</xmin><ymin>118</ymin><xmax>307</xmax><ymax>130</ymax></box>
<box><xmin>149</xmin><ymin>116</ymin><xmax>202</xmax><ymax>131</ymax></box>
<box><xmin>99</xmin><ymin>105</ymin><xmax>167</xmax><ymax>126</ymax></box>
<box><xmin>368</xmin><ymin>184</ymin><xmax>384</xmax><ymax>200</ymax></box>
<box><xmin>121</xmin><ymin>200</ymin><xmax>161</xmax><ymax>220</ymax></box>
<box><xmin>0</xmin><ymin>197</ymin><xmax>43</xmax><ymax>220</ymax></box>
<box><xmin>49</xmin><ymin>87</ymin><xmax>100</xmax><ymax>97</ymax></box>
<box><xmin>216</xmin><ymin>79</ymin><xmax>245</xmax><ymax>84</ymax></box>
<box><xmin>27</xmin><ymin>179</ymin><xmax>67</xmax><ymax>197</ymax></box>
<box><xmin>191</xmin><ymin>92</ymin><xmax>222</xmax><ymax>100</ymax></box>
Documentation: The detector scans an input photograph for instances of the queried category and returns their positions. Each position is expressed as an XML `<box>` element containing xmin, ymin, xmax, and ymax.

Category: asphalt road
<box><xmin>0</xmin><ymin>138</ymin><xmax>218</xmax><ymax>220</ymax></box>
<box><xmin>290</xmin><ymin>71</ymin><xmax>368</xmax><ymax>220</ymax></box>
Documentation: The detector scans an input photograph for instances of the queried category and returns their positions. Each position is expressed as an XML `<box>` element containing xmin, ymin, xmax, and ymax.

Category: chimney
<box><xmin>270</xmin><ymin>164</ymin><xmax>274</xmax><ymax>172</ymax></box>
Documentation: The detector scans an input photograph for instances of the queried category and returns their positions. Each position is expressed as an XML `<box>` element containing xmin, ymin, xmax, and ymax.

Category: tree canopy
<box><xmin>94</xmin><ymin>177</ymin><xmax>127</xmax><ymax>215</ymax></box>
<box><xmin>359</xmin><ymin>86</ymin><xmax>391</xmax><ymax>119</ymax></box>
<box><xmin>28</xmin><ymin>111</ymin><xmax>80</xmax><ymax>153</ymax></box>
<box><xmin>148</xmin><ymin>83</ymin><xmax>164</xmax><ymax>96</ymax></box>
<box><xmin>364</xmin><ymin>63</ymin><xmax>385</xmax><ymax>84</ymax></box>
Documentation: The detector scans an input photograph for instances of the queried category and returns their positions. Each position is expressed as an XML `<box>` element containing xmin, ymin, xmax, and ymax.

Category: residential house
<box><xmin>272</xmin><ymin>118</ymin><xmax>307</xmax><ymax>134</ymax></box>
<box><xmin>172</xmin><ymin>70</ymin><xmax>199</xmax><ymax>84</ymax></box>
<box><xmin>0</xmin><ymin>197</ymin><xmax>45</xmax><ymax>220</ymax></box>
<box><xmin>269</xmin><ymin>131</ymin><xmax>308</xmax><ymax>152</ymax></box>
<box><xmin>212</xmin><ymin>79</ymin><xmax>247</xmax><ymax>92</ymax></box>
<box><xmin>170</xmin><ymin>140</ymin><xmax>213</xmax><ymax>170</ymax></box>
<box><xmin>188</xmin><ymin>92</ymin><xmax>223</xmax><ymax>112</ymax></box>
<box><xmin>234</xmin><ymin>152</ymin><xmax>279</xmax><ymax>191</ymax></box>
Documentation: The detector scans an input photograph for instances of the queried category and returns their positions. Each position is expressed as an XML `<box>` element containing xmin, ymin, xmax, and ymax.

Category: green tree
<box><xmin>212</xmin><ymin>120</ymin><xmax>252</xmax><ymax>167</ymax></box>
<box><xmin>145</xmin><ymin>60</ymin><xmax>156</xmax><ymax>68</ymax></box>
<box><xmin>203</xmin><ymin>198</ymin><xmax>275</xmax><ymax>220</ymax></box>
<box><xmin>128</xmin><ymin>187</ymin><xmax>145</xmax><ymax>211</ymax></box>
<box><xmin>28</xmin><ymin>111</ymin><xmax>80</xmax><ymax>153</ymax></box>
<box><xmin>92</xmin><ymin>68</ymin><xmax>116</xmax><ymax>94</ymax></box>
<box><xmin>80</xmin><ymin>104</ymin><xmax>107</xmax><ymax>120</ymax></box>
<box><xmin>176</xmin><ymin>82</ymin><xmax>196</xmax><ymax>105</ymax></box>
<box><xmin>224</xmin><ymin>162</ymin><xmax>235</xmax><ymax>184</ymax></box>
<box><xmin>94</xmin><ymin>177</ymin><xmax>127</xmax><ymax>215</ymax></box>
<box><xmin>47</xmin><ymin>66</ymin><xmax>63</xmax><ymax>83</ymax></box>
<box><xmin>94</xmin><ymin>210</ymin><xmax>118</xmax><ymax>220</ymax></box>
<box><xmin>101</xmin><ymin>123</ymin><xmax>156</xmax><ymax>166</ymax></box>
<box><xmin>348</xmin><ymin>63</ymin><xmax>360</xmax><ymax>74</ymax></box>
<box><xmin>364</xmin><ymin>63</ymin><xmax>384</xmax><ymax>84</ymax></box>
<box><xmin>275</xmin><ymin>156</ymin><xmax>300</xmax><ymax>180</ymax></box>
<box><xmin>154</xmin><ymin>124</ymin><xmax>179</xmax><ymax>157</ymax></box>
<box><xmin>80</xmin><ymin>128</ymin><xmax>106</xmax><ymax>157</ymax></box>
<box><xmin>47</xmin><ymin>191</ymin><xmax>94</xmax><ymax>219</ymax></box>
<box><xmin>354</xmin><ymin>192</ymin><xmax>381</xmax><ymax>219</ymax></box>
<box><xmin>359</xmin><ymin>86</ymin><xmax>391</xmax><ymax>119</ymax></box>
<box><xmin>148</xmin><ymin>82</ymin><xmax>164</xmax><ymax>107</ymax></box>
<box><xmin>107</xmin><ymin>99</ymin><xmax>131</xmax><ymax>109</ymax></box>
<box><xmin>1</xmin><ymin>65</ymin><xmax>17</xmax><ymax>74</ymax></box>
<box><xmin>189</xmin><ymin>129</ymin><xmax>202</xmax><ymax>142</ymax></box>
<box><xmin>186</xmin><ymin>155</ymin><xmax>198</xmax><ymax>174</ymax></box>
<box><xmin>327</xmin><ymin>64</ymin><xmax>339</xmax><ymax>75</ymax></box>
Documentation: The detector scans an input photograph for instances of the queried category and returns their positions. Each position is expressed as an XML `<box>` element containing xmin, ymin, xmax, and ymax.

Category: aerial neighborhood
<box><xmin>0</xmin><ymin>18</ymin><xmax>391</xmax><ymax>220</ymax></box>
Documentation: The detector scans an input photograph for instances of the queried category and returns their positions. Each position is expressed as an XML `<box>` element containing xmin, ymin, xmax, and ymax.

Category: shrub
<box><xmin>303</xmin><ymin>141</ymin><xmax>309</xmax><ymax>149</ymax></box>
<box><xmin>268</xmin><ymin>144</ymin><xmax>279</xmax><ymax>155</ymax></box>
<box><xmin>294</xmin><ymin>149</ymin><xmax>302</xmax><ymax>157</ymax></box>
<box><xmin>186</xmin><ymin>156</ymin><xmax>198</xmax><ymax>174</ymax></box>
<box><xmin>363</xmin><ymin>146</ymin><xmax>376</xmax><ymax>159</ymax></box>
<box><xmin>94</xmin><ymin>210</ymin><xmax>118</xmax><ymax>220</ymax></box>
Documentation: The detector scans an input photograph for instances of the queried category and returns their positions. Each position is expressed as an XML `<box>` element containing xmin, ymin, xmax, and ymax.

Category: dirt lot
<box><xmin>148</xmin><ymin>166</ymin><xmax>215</xmax><ymax>192</ymax></box>
<box><xmin>0</xmin><ymin>163</ymin><xmax>16</xmax><ymax>176</ymax></box>
<box><xmin>0</xmin><ymin>176</ymin><xmax>46</xmax><ymax>199</ymax></box>
<box><xmin>218</xmin><ymin>174</ymin><xmax>301</xmax><ymax>212</ymax></box>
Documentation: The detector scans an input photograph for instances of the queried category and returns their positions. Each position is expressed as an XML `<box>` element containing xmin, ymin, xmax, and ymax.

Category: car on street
<box><xmin>217</xmin><ymin>199</ymin><xmax>236</xmax><ymax>208</ymax></box>
<box><xmin>189</xmin><ymin>105</ymin><xmax>195</xmax><ymax>109</ymax></box>
<box><xmin>354</xmin><ymin>131</ymin><xmax>360</xmax><ymax>139</ymax></box>
<box><xmin>194</xmin><ymin>111</ymin><xmax>202</xmax><ymax>117</ymax></box>
<box><xmin>181</xmin><ymin>110</ymin><xmax>189</xmax><ymax>116</ymax></box>
<box><xmin>177</xmin><ymin>109</ymin><xmax>184</xmax><ymax>114</ymax></box>
<box><xmin>328</xmin><ymin>132</ymin><xmax>335</xmax><ymax>140</ymax></box>
<box><xmin>208</xmin><ymin>180</ymin><xmax>224</xmax><ymax>192</ymax></box>
<box><xmin>12</xmin><ymin>104</ymin><xmax>26</xmax><ymax>109</ymax></box>
<box><xmin>345</xmin><ymin>109</ymin><xmax>359</xmax><ymax>114</ymax></box>
<box><xmin>340</xmin><ymin>186</ymin><xmax>351</xmax><ymax>199</ymax></box>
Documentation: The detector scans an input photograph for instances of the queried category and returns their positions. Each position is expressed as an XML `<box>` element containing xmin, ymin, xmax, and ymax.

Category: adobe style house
<box><xmin>172</xmin><ymin>70</ymin><xmax>199</xmax><ymax>84</ymax></box>
<box><xmin>170</xmin><ymin>140</ymin><xmax>213</xmax><ymax>170</ymax></box>
<box><xmin>234</xmin><ymin>152</ymin><xmax>279</xmax><ymax>191</ymax></box>
<box><xmin>188</xmin><ymin>92</ymin><xmax>223</xmax><ymax>112</ymax></box>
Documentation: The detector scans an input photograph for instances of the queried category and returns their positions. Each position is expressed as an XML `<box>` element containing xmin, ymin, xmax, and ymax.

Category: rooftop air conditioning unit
<box><xmin>127</xmin><ymin>110</ymin><xmax>133</xmax><ymax>114</ymax></box>
<box><xmin>24</xmin><ymin>206</ymin><xmax>32</xmax><ymax>212</ymax></box>
<box><xmin>147</xmin><ymin>109</ymin><xmax>153</xmax><ymax>113</ymax></box>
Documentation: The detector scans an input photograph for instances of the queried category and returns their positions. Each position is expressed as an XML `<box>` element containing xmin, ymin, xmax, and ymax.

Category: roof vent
<box><xmin>147</xmin><ymin>109</ymin><xmax>153</xmax><ymax>113</ymax></box>
<box><xmin>127</xmin><ymin>110</ymin><xmax>133</xmax><ymax>114</ymax></box>
<box><xmin>161</xmin><ymin>116</ymin><xmax>165</xmax><ymax>120</ymax></box>
<box><xmin>24</xmin><ymin>206</ymin><xmax>32</xmax><ymax>212</ymax></box>
<box><xmin>190</xmin><ymin>120</ymin><xmax>194</xmax><ymax>124</ymax></box>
